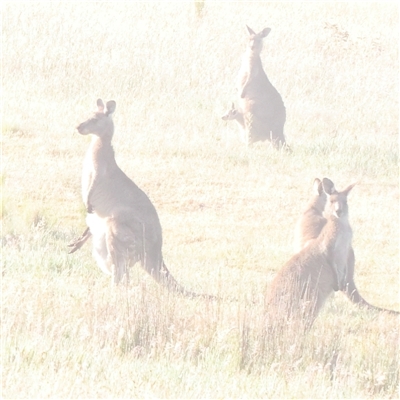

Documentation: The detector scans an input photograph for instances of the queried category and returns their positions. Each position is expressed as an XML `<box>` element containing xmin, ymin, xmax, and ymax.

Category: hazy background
<box><xmin>2</xmin><ymin>2</ymin><xmax>399</xmax><ymax>398</ymax></box>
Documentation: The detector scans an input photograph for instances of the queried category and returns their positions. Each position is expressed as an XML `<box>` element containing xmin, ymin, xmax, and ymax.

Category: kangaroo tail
<box><xmin>153</xmin><ymin>261</ymin><xmax>217</xmax><ymax>300</ymax></box>
<box><xmin>344</xmin><ymin>280</ymin><xmax>399</xmax><ymax>315</ymax></box>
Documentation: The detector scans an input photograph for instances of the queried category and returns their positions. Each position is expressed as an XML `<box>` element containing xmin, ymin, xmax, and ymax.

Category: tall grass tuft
<box><xmin>2</xmin><ymin>2</ymin><xmax>399</xmax><ymax>398</ymax></box>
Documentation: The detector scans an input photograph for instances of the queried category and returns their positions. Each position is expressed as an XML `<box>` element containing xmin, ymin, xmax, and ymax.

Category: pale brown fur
<box><xmin>293</xmin><ymin>178</ymin><xmax>327</xmax><ymax>253</ymax></box>
<box><xmin>221</xmin><ymin>103</ymin><xmax>245</xmax><ymax>129</ymax></box>
<box><xmin>294</xmin><ymin>178</ymin><xmax>399</xmax><ymax>315</ymax></box>
<box><xmin>69</xmin><ymin>99</ymin><xmax>213</xmax><ymax>299</ymax></box>
<box><xmin>266</xmin><ymin>178</ymin><xmax>355</xmax><ymax>328</ymax></box>
<box><xmin>221</xmin><ymin>103</ymin><xmax>247</xmax><ymax>144</ymax></box>
<box><xmin>237</xmin><ymin>26</ymin><xmax>286</xmax><ymax>148</ymax></box>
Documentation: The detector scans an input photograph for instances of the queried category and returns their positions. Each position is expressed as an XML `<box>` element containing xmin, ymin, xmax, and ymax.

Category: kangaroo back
<box><xmin>293</xmin><ymin>178</ymin><xmax>327</xmax><ymax>253</ymax></box>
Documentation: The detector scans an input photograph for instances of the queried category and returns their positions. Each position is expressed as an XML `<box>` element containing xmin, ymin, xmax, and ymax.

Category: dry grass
<box><xmin>2</xmin><ymin>1</ymin><xmax>399</xmax><ymax>398</ymax></box>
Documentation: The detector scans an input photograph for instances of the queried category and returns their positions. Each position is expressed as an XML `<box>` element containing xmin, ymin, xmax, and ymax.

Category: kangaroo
<box><xmin>237</xmin><ymin>25</ymin><xmax>286</xmax><ymax>148</ymax></box>
<box><xmin>68</xmin><ymin>99</ymin><xmax>213</xmax><ymax>298</ymax></box>
<box><xmin>265</xmin><ymin>178</ymin><xmax>356</xmax><ymax>328</ymax></box>
<box><xmin>294</xmin><ymin>178</ymin><xmax>399</xmax><ymax>315</ymax></box>
<box><xmin>221</xmin><ymin>103</ymin><xmax>245</xmax><ymax>129</ymax></box>
<box><xmin>293</xmin><ymin>178</ymin><xmax>327</xmax><ymax>253</ymax></box>
<box><xmin>221</xmin><ymin>103</ymin><xmax>248</xmax><ymax>144</ymax></box>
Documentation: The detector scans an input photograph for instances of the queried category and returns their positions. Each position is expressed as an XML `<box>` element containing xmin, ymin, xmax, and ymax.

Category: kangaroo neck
<box><xmin>244</xmin><ymin>51</ymin><xmax>267</xmax><ymax>75</ymax></box>
<box><xmin>86</xmin><ymin>135</ymin><xmax>118</xmax><ymax>174</ymax></box>
<box><xmin>320</xmin><ymin>215</ymin><xmax>352</xmax><ymax>246</ymax></box>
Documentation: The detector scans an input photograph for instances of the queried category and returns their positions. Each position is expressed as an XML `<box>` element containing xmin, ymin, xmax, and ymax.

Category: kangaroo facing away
<box><xmin>293</xmin><ymin>178</ymin><xmax>328</xmax><ymax>253</ymax></box>
<box><xmin>294</xmin><ymin>178</ymin><xmax>399</xmax><ymax>315</ymax></box>
<box><xmin>68</xmin><ymin>99</ymin><xmax>213</xmax><ymax>299</ymax></box>
<box><xmin>237</xmin><ymin>25</ymin><xmax>286</xmax><ymax>148</ymax></box>
<box><xmin>265</xmin><ymin>178</ymin><xmax>356</xmax><ymax>329</ymax></box>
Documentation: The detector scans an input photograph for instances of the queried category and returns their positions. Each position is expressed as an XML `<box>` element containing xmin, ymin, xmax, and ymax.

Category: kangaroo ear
<box><xmin>322</xmin><ymin>178</ymin><xmax>336</xmax><ymax>195</ymax></box>
<box><xmin>312</xmin><ymin>178</ymin><xmax>323</xmax><ymax>196</ymax></box>
<box><xmin>342</xmin><ymin>182</ymin><xmax>356</xmax><ymax>196</ymax></box>
<box><xmin>97</xmin><ymin>99</ymin><xmax>105</xmax><ymax>113</ymax></box>
<box><xmin>105</xmin><ymin>100</ymin><xmax>116</xmax><ymax>116</ymax></box>
<box><xmin>231</xmin><ymin>102</ymin><xmax>235</xmax><ymax>109</ymax></box>
<box><xmin>246</xmin><ymin>25</ymin><xmax>256</xmax><ymax>35</ymax></box>
<box><xmin>260</xmin><ymin>28</ymin><xmax>271</xmax><ymax>38</ymax></box>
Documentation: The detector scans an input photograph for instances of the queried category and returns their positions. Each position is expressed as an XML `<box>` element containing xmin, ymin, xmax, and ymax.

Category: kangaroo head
<box><xmin>311</xmin><ymin>178</ymin><xmax>327</xmax><ymax>213</ymax></box>
<box><xmin>322</xmin><ymin>178</ymin><xmax>356</xmax><ymax>219</ymax></box>
<box><xmin>77</xmin><ymin>99</ymin><xmax>116</xmax><ymax>139</ymax></box>
<box><xmin>221</xmin><ymin>103</ymin><xmax>240</xmax><ymax>121</ymax></box>
<box><xmin>246</xmin><ymin>25</ymin><xmax>271</xmax><ymax>54</ymax></box>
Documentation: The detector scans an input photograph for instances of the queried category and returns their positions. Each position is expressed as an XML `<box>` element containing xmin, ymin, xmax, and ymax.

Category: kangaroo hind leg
<box><xmin>105</xmin><ymin>218</ymin><xmax>138</xmax><ymax>285</ymax></box>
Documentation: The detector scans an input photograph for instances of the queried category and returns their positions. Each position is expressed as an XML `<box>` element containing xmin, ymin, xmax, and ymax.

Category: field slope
<box><xmin>2</xmin><ymin>2</ymin><xmax>399</xmax><ymax>398</ymax></box>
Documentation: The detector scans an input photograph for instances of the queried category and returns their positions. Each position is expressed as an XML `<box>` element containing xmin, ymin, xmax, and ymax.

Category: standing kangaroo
<box><xmin>68</xmin><ymin>99</ymin><xmax>212</xmax><ymax>298</ymax></box>
<box><xmin>237</xmin><ymin>26</ymin><xmax>286</xmax><ymax>148</ymax></box>
<box><xmin>265</xmin><ymin>178</ymin><xmax>356</xmax><ymax>328</ymax></box>
<box><xmin>294</xmin><ymin>178</ymin><xmax>399</xmax><ymax>315</ymax></box>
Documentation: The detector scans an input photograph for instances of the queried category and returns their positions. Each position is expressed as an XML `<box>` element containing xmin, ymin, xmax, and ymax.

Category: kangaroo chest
<box><xmin>323</xmin><ymin>219</ymin><xmax>353</xmax><ymax>289</ymax></box>
<box><xmin>238</xmin><ymin>55</ymin><xmax>263</xmax><ymax>82</ymax></box>
<box><xmin>81</xmin><ymin>138</ymin><xmax>117</xmax><ymax>208</ymax></box>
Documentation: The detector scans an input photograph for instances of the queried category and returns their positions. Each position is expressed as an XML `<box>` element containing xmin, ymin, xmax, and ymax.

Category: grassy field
<box><xmin>2</xmin><ymin>1</ymin><xmax>399</xmax><ymax>398</ymax></box>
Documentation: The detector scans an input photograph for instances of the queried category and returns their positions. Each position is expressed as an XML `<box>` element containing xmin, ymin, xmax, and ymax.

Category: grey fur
<box><xmin>266</xmin><ymin>179</ymin><xmax>356</xmax><ymax>329</ymax></box>
<box><xmin>69</xmin><ymin>99</ymin><xmax>214</xmax><ymax>299</ymax></box>
<box><xmin>293</xmin><ymin>178</ymin><xmax>399</xmax><ymax>315</ymax></box>
<box><xmin>237</xmin><ymin>26</ymin><xmax>286</xmax><ymax>148</ymax></box>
